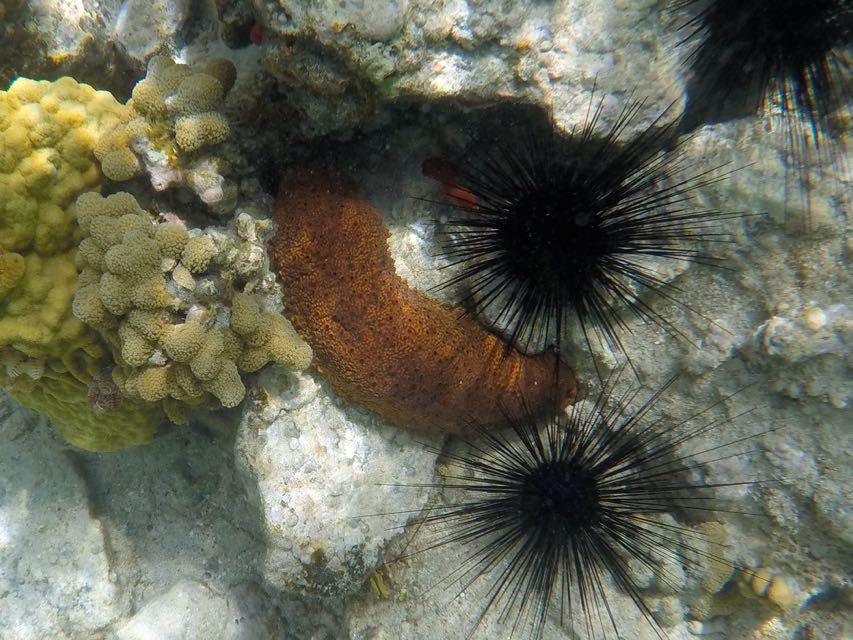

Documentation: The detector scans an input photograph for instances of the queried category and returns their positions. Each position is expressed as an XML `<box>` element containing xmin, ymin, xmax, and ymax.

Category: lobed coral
<box><xmin>94</xmin><ymin>55</ymin><xmax>238</xmax><ymax>210</ymax></box>
<box><xmin>0</xmin><ymin>76</ymin><xmax>164</xmax><ymax>450</ymax></box>
<box><xmin>174</xmin><ymin>112</ymin><xmax>230</xmax><ymax>152</ymax></box>
<box><xmin>72</xmin><ymin>191</ymin><xmax>312</xmax><ymax>424</ymax></box>
<box><xmin>1</xmin><ymin>72</ymin><xmax>305</xmax><ymax>450</ymax></box>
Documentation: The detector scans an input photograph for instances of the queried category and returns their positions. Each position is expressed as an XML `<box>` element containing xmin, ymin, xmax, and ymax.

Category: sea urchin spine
<box><xmin>675</xmin><ymin>0</ymin><xmax>852</xmax><ymax>138</ymax></box>
<box><xmin>393</xmin><ymin>378</ymin><xmax>760</xmax><ymax>639</ymax></box>
<box><xmin>674</xmin><ymin>0</ymin><xmax>852</xmax><ymax>215</ymax></box>
<box><xmin>426</xmin><ymin>99</ymin><xmax>740</xmax><ymax>376</ymax></box>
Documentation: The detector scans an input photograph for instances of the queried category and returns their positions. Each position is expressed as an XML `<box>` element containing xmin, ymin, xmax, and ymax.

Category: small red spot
<box><xmin>422</xmin><ymin>157</ymin><xmax>478</xmax><ymax>211</ymax></box>
<box><xmin>250</xmin><ymin>21</ymin><xmax>266</xmax><ymax>46</ymax></box>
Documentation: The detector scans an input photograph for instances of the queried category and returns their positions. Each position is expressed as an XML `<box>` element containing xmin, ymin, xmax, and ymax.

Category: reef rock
<box><xmin>0</xmin><ymin>395</ymin><xmax>124</xmax><ymax>636</ymax></box>
<box><xmin>235</xmin><ymin>368</ymin><xmax>441</xmax><ymax>597</ymax></box>
<box><xmin>252</xmin><ymin>0</ymin><xmax>684</xmax><ymax>133</ymax></box>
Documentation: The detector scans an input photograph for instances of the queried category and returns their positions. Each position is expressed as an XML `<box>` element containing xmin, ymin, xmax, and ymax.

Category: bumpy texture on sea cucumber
<box><xmin>271</xmin><ymin>167</ymin><xmax>576</xmax><ymax>434</ymax></box>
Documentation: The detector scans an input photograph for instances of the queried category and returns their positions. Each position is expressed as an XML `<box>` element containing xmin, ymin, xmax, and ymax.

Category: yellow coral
<box><xmin>171</xmin><ymin>74</ymin><xmax>224</xmax><ymax>114</ymax></box>
<box><xmin>130</xmin><ymin>78</ymin><xmax>167</xmax><ymax>117</ymax></box>
<box><xmin>132</xmin><ymin>366</ymin><xmax>170</xmax><ymax>402</ymax></box>
<box><xmin>180</xmin><ymin>235</ymin><xmax>217</xmax><ymax>273</ymax></box>
<box><xmin>229</xmin><ymin>293</ymin><xmax>313</xmax><ymax>372</ymax></box>
<box><xmin>118</xmin><ymin>321</ymin><xmax>153</xmax><ymax>367</ymax></box>
<box><xmin>222</xmin><ymin>327</ymin><xmax>242</xmax><ymax>362</ymax></box>
<box><xmin>204</xmin><ymin>58</ymin><xmax>237</xmax><ymax>94</ymax></box>
<box><xmin>0</xmin><ymin>77</ymin><xmax>168</xmax><ymax>452</ymax></box>
<box><xmin>155</xmin><ymin>221</ymin><xmax>189</xmax><ymax>260</ymax></box>
<box><xmin>92</xmin><ymin>116</ymin><xmax>148</xmax><ymax>173</ymax></box>
<box><xmin>146</xmin><ymin>56</ymin><xmax>192</xmax><ymax>94</ymax></box>
<box><xmin>8</xmin><ymin>371</ymin><xmax>163</xmax><ymax>451</ymax></box>
<box><xmin>68</xmin><ymin>191</ymin><xmax>275</xmax><ymax>416</ymax></box>
<box><xmin>0</xmin><ymin>249</ymin><xmax>25</xmax><ymax>298</ymax></box>
<box><xmin>161</xmin><ymin>322</ymin><xmax>205</xmax><ymax>362</ymax></box>
<box><xmin>77</xmin><ymin>237</ymin><xmax>105</xmax><ymax>270</ymax></box>
<box><xmin>174</xmin><ymin>112</ymin><xmax>230</xmax><ymax>152</ymax></box>
<box><xmin>98</xmin><ymin>272</ymin><xmax>132</xmax><ymax>316</ymax></box>
<box><xmin>75</xmin><ymin>190</ymin><xmax>148</xmax><ymax>240</ymax></box>
<box><xmin>189</xmin><ymin>329</ymin><xmax>225</xmax><ymax>381</ymax></box>
<box><xmin>125</xmin><ymin>309</ymin><xmax>169</xmax><ymax>343</ymax></box>
<box><xmin>237</xmin><ymin>346</ymin><xmax>272</xmax><ymax>373</ymax></box>
<box><xmin>171</xmin><ymin>363</ymin><xmax>205</xmax><ymax>400</ymax></box>
<box><xmin>100</xmin><ymin>147</ymin><xmax>139</xmax><ymax>181</ymax></box>
<box><xmin>128</xmin><ymin>277</ymin><xmax>171</xmax><ymax>310</ymax></box>
<box><xmin>71</xmin><ymin>283</ymin><xmax>114</xmax><ymax>330</ymax></box>
<box><xmin>266</xmin><ymin>315</ymin><xmax>313</xmax><ymax>370</ymax></box>
<box><xmin>203</xmin><ymin>360</ymin><xmax>244</xmax><ymax>408</ymax></box>
<box><xmin>93</xmin><ymin>56</ymin><xmax>236</xmax><ymax>209</ymax></box>
<box><xmin>229</xmin><ymin>292</ymin><xmax>261</xmax><ymax>336</ymax></box>
<box><xmin>103</xmin><ymin>233</ymin><xmax>161</xmax><ymax>277</ymax></box>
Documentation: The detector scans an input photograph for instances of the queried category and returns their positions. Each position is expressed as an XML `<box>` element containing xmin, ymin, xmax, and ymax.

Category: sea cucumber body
<box><xmin>271</xmin><ymin>167</ymin><xmax>576</xmax><ymax>434</ymax></box>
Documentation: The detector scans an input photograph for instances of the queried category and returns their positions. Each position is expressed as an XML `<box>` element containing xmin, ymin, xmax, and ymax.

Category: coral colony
<box><xmin>1</xmin><ymin>61</ymin><xmax>311</xmax><ymax>450</ymax></box>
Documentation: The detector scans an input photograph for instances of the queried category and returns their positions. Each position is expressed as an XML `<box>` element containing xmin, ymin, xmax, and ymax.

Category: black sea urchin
<box><xmin>393</xmin><ymin>379</ymin><xmax>759</xmax><ymax>640</ymax></box>
<box><xmin>674</xmin><ymin>0</ymin><xmax>852</xmax><ymax>213</ymax></box>
<box><xmin>425</xmin><ymin>100</ymin><xmax>739</xmax><ymax>377</ymax></box>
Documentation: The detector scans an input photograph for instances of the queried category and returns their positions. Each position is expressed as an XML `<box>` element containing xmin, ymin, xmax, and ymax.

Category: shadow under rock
<box><xmin>67</xmin><ymin>410</ymin><xmax>349</xmax><ymax>638</ymax></box>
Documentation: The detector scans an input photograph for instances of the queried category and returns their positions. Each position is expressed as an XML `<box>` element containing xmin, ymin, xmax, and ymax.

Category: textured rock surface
<box><xmin>253</xmin><ymin>0</ymin><xmax>685</xmax><ymax>133</ymax></box>
<box><xmin>0</xmin><ymin>390</ymin><xmax>285</xmax><ymax>640</ymax></box>
<box><xmin>0</xmin><ymin>396</ymin><xmax>123</xmax><ymax>637</ymax></box>
<box><xmin>115</xmin><ymin>579</ymin><xmax>274</xmax><ymax>640</ymax></box>
<box><xmin>235</xmin><ymin>368</ymin><xmax>441</xmax><ymax>597</ymax></box>
<box><xmin>112</xmin><ymin>0</ymin><xmax>192</xmax><ymax>61</ymax></box>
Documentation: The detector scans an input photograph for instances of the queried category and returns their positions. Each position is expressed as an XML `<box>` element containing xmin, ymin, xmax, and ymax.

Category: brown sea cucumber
<box><xmin>271</xmin><ymin>166</ymin><xmax>576</xmax><ymax>434</ymax></box>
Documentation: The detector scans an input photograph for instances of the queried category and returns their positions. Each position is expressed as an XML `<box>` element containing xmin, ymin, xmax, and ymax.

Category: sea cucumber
<box><xmin>271</xmin><ymin>166</ymin><xmax>577</xmax><ymax>434</ymax></box>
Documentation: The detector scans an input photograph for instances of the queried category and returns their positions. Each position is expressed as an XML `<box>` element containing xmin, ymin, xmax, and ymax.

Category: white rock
<box><xmin>235</xmin><ymin>369</ymin><xmax>441</xmax><ymax>597</ymax></box>
<box><xmin>115</xmin><ymin>580</ymin><xmax>271</xmax><ymax>640</ymax></box>
<box><xmin>113</xmin><ymin>0</ymin><xmax>192</xmax><ymax>61</ymax></box>
<box><xmin>0</xmin><ymin>398</ymin><xmax>123</xmax><ymax>638</ymax></box>
<box><xmin>254</xmin><ymin>0</ymin><xmax>685</xmax><ymax>133</ymax></box>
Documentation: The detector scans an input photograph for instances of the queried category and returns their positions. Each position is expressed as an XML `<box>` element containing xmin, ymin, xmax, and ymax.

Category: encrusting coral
<box><xmin>0</xmin><ymin>76</ymin><xmax>164</xmax><ymax>451</ymax></box>
<box><xmin>72</xmin><ymin>191</ymin><xmax>313</xmax><ymax>425</ymax></box>
<box><xmin>272</xmin><ymin>167</ymin><xmax>576</xmax><ymax>433</ymax></box>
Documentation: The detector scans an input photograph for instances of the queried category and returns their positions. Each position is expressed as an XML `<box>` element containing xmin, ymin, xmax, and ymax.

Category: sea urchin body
<box><xmin>396</xmin><ymin>379</ymin><xmax>758</xmax><ymax>639</ymax></box>
<box><xmin>675</xmin><ymin>0</ymin><xmax>852</xmax><ymax>215</ymax></box>
<box><xmin>676</xmin><ymin>0</ymin><xmax>852</xmax><ymax>135</ymax></box>
<box><xmin>426</xmin><ymin>101</ymin><xmax>739</xmax><ymax>376</ymax></box>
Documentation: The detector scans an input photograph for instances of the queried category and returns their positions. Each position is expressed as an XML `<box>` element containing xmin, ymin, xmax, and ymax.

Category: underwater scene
<box><xmin>0</xmin><ymin>1</ymin><xmax>850</xmax><ymax>638</ymax></box>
